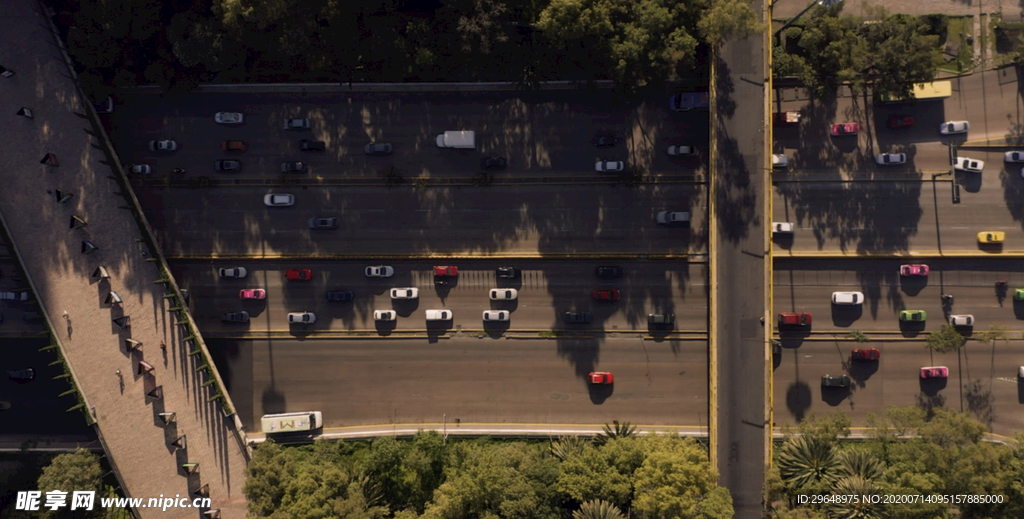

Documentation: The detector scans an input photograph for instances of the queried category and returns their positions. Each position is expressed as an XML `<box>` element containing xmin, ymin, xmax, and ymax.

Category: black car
<box><xmin>326</xmin><ymin>290</ymin><xmax>354</xmax><ymax>302</ymax></box>
<box><xmin>7</xmin><ymin>368</ymin><xmax>35</xmax><ymax>382</ymax></box>
<box><xmin>591</xmin><ymin>135</ymin><xmax>618</xmax><ymax>147</ymax></box>
<box><xmin>564</xmin><ymin>311</ymin><xmax>593</xmax><ymax>324</ymax></box>
<box><xmin>300</xmin><ymin>140</ymin><xmax>326</xmax><ymax>151</ymax></box>
<box><xmin>280</xmin><ymin>161</ymin><xmax>307</xmax><ymax>173</ymax></box>
<box><xmin>480</xmin><ymin>157</ymin><xmax>507</xmax><ymax>169</ymax></box>
<box><xmin>496</xmin><ymin>267</ymin><xmax>520</xmax><ymax>279</ymax></box>
<box><xmin>221</xmin><ymin>311</ymin><xmax>250</xmax><ymax>323</ymax></box>
<box><xmin>647</xmin><ymin>313</ymin><xmax>675</xmax><ymax>326</ymax></box>
<box><xmin>595</xmin><ymin>266</ymin><xmax>623</xmax><ymax>279</ymax></box>
<box><xmin>308</xmin><ymin>217</ymin><xmax>338</xmax><ymax>230</ymax></box>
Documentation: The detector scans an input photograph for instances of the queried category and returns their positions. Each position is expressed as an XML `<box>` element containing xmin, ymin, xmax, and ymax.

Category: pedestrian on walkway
<box><xmin>160</xmin><ymin>341</ymin><xmax>166</xmax><ymax>353</ymax></box>
<box><xmin>115</xmin><ymin>370</ymin><xmax>120</xmax><ymax>377</ymax></box>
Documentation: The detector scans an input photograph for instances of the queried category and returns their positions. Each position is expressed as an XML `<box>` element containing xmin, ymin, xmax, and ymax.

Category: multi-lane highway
<box><xmin>773</xmin><ymin>339</ymin><xmax>1024</xmax><ymax>436</ymax></box>
<box><xmin>175</xmin><ymin>260</ymin><xmax>708</xmax><ymax>333</ymax></box>
<box><xmin>774</xmin><ymin>260</ymin><xmax>1024</xmax><ymax>330</ymax></box>
<box><xmin>220</xmin><ymin>336</ymin><xmax>709</xmax><ymax>431</ymax></box>
<box><xmin>143</xmin><ymin>184</ymin><xmax>707</xmax><ymax>256</ymax></box>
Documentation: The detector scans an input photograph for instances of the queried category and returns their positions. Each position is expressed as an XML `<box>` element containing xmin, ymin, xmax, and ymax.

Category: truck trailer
<box><xmin>435</xmin><ymin>130</ymin><xmax>476</xmax><ymax>149</ymax></box>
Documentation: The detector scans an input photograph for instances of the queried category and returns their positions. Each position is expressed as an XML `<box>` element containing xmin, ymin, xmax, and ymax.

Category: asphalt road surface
<box><xmin>714</xmin><ymin>22</ymin><xmax>768</xmax><ymax>519</ymax></box>
<box><xmin>142</xmin><ymin>184</ymin><xmax>707</xmax><ymax>257</ymax></box>
<box><xmin>774</xmin><ymin>259</ymin><xmax>1024</xmax><ymax>333</ymax></box>
<box><xmin>113</xmin><ymin>90</ymin><xmax>709</xmax><ymax>180</ymax></box>
<box><xmin>216</xmin><ymin>336</ymin><xmax>709</xmax><ymax>432</ymax></box>
<box><xmin>773</xmin><ymin>176</ymin><xmax>1024</xmax><ymax>254</ymax></box>
<box><xmin>174</xmin><ymin>260</ymin><xmax>708</xmax><ymax>334</ymax></box>
<box><xmin>772</xmin><ymin>339</ymin><xmax>1024</xmax><ymax>437</ymax></box>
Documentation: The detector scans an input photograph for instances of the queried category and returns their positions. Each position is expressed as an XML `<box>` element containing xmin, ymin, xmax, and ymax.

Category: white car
<box><xmin>483</xmin><ymin>310</ymin><xmax>509</xmax><ymax>322</ymax></box>
<box><xmin>218</xmin><ymin>267</ymin><xmax>247</xmax><ymax>278</ymax></box>
<box><xmin>489</xmin><ymin>288</ymin><xmax>518</xmax><ymax>300</ymax></box>
<box><xmin>425</xmin><ymin>309</ymin><xmax>453</xmax><ymax>321</ymax></box>
<box><xmin>390</xmin><ymin>287</ymin><xmax>419</xmax><ymax>300</ymax></box>
<box><xmin>949</xmin><ymin>315</ymin><xmax>974</xmax><ymax>327</ymax></box>
<box><xmin>875</xmin><ymin>153</ymin><xmax>906</xmax><ymax>165</ymax></box>
<box><xmin>284</xmin><ymin>118</ymin><xmax>310</xmax><ymax>130</ymax></box>
<box><xmin>831</xmin><ymin>291</ymin><xmax>864</xmax><ymax>305</ymax></box>
<box><xmin>772</xmin><ymin>154</ymin><xmax>790</xmax><ymax>168</ymax></box>
<box><xmin>129</xmin><ymin>164</ymin><xmax>152</xmax><ymax>175</ymax></box>
<box><xmin>772</xmin><ymin>222</ymin><xmax>794</xmax><ymax>234</ymax></box>
<box><xmin>595</xmin><ymin>160</ymin><xmax>624</xmax><ymax>172</ymax></box>
<box><xmin>263</xmin><ymin>194</ymin><xmax>295</xmax><ymax>207</ymax></box>
<box><xmin>214</xmin><ymin>112</ymin><xmax>244</xmax><ymax>124</ymax></box>
<box><xmin>656</xmin><ymin>211</ymin><xmax>690</xmax><ymax>224</ymax></box>
<box><xmin>365</xmin><ymin>266</ymin><xmax>394</xmax><ymax>278</ymax></box>
<box><xmin>667</xmin><ymin>146</ymin><xmax>696</xmax><ymax>156</ymax></box>
<box><xmin>939</xmin><ymin>121</ymin><xmax>969</xmax><ymax>135</ymax></box>
<box><xmin>287</xmin><ymin>312</ymin><xmax>316</xmax><ymax>324</ymax></box>
<box><xmin>149</xmin><ymin>140</ymin><xmax>177</xmax><ymax>151</ymax></box>
<box><xmin>374</xmin><ymin>310</ymin><xmax>396</xmax><ymax>321</ymax></box>
<box><xmin>954</xmin><ymin>157</ymin><xmax>984</xmax><ymax>173</ymax></box>
<box><xmin>1006</xmin><ymin>151</ymin><xmax>1024</xmax><ymax>162</ymax></box>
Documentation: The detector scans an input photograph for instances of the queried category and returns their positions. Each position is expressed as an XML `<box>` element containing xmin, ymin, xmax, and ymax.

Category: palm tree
<box><xmin>778</xmin><ymin>436</ymin><xmax>839</xmax><ymax>490</ymax></box>
<box><xmin>828</xmin><ymin>476</ymin><xmax>883</xmax><ymax>519</ymax></box>
<box><xmin>835</xmin><ymin>449</ymin><xmax>885</xmax><ymax>481</ymax></box>
<box><xmin>549</xmin><ymin>435</ymin><xmax>588</xmax><ymax>461</ymax></box>
<box><xmin>594</xmin><ymin>421</ymin><xmax>637</xmax><ymax>446</ymax></box>
<box><xmin>573</xmin><ymin>499</ymin><xmax>627</xmax><ymax>519</ymax></box>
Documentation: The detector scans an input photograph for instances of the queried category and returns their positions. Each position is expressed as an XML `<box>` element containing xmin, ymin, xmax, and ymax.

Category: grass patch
<box><xmin>538</xmin><ymin>331</ymin><xmax>561</xmax><ymax>338</ymax></box>
<box><xmin>937</xmin><ymin>16</ymin><xmax>974</xmax><ymax>73</ymax></box>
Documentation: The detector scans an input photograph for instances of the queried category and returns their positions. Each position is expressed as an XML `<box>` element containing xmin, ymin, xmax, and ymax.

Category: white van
<box><xmin>435</xmin><ymin>131</ymin><xmax>476</xmax><ymax>149</ymax></box>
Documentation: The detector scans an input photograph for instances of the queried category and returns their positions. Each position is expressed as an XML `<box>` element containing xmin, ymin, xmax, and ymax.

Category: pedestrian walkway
<box><xmin>0</xmin><ymin>1</ymin><xmax>248</xmax><ymax>518</ymax></box>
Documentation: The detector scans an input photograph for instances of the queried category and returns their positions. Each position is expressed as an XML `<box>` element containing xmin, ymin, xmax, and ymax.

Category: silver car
<box><xmin>874</xmin><ymin>153</ymin><xmax>906</xmax><ymax>165</ymax></box>
<box><xmin>215</xmin><ymin>112</ymin><xmax>244</xmax><ymax>124</ymax></box>
<box><xmin>149</xmin><ymin>140</ymin><xmax>177</xmax><ymax>151</ymax></box>
<box><xmin>595</xmin><ymin>160</ymin><xmax>624</xmax><ymax>172</ymax></box>
<box><xmin>281</xmin><ymin>161</ymin><xmax>307</xmax><ymax>173</ymax></box>
<box><xmin>287</xmin><ymin>312</ymin><xmax>316</xmax><ymax>324</ymax></box>
<box><xmin>365</xmin><ymin>266</ymin><xmax>394</xmax><ymax>278</ymax></box>
<box><xmin>215</xmin><ymin>160</ymin><xmax>241</xmax><ymax>171</ymax></box>
<box><xmin>1005</xmin><ymin>151</ymin><xmax>1024</xmax><ymax>162</ymax></box>
<box><xmin>263</xmin><ymin>194</ymin><xmax>295</xmax><ymax>207</ymax></box>
<box><xmin>364</xmin><ymin>142</ymin><xmax>393</xmax><ymax>155</ymax></box>
<box><xmin>949</xmin><ymin>314</ymin><xmax>974</xmax><ymax>327</ymax></box>
<box><xmin>129</xmin><ymin>164</ymin><xmax>152</xmax><ymax>175</ymax></box>
<box><xmin>939</xmin><ymin>121</ymin><xmax>969</xmax><ymax>135</ymax></box>
<box><xmin>218</xmin><ymin>267</ymin><xmax>248</xmax><ymax>278</ymax></box>
<box><xmin>284</xmin><ymin>118</ymin><xmax>310</xmax><ymax>130</ymax></box>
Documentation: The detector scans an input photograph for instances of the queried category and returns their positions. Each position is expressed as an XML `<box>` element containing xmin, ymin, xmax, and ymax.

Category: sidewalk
<box><xmin>0</xmin><ymin>1</ymin><xmax>248</xmax><ymax>518</ymax></box>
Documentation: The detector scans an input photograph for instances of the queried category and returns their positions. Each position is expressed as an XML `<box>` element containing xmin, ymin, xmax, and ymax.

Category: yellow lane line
<box><xmin>168</xmin><ymin>252</ymin><xmax>700</xmax><ymax>261</ymax></box>
<box><xmin>775</xmin><ymin>250</ymin><xmax>1024</xmax><ymax>258</ymax></box>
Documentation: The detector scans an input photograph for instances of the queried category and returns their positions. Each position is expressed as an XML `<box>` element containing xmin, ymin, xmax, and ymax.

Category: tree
<box><xmin>167</xmin><ymin>12</ymin><xmax>224</xmax><ymax>70</ymax></box>
<box><xmin>697</xmin><ymin>0</ymin><xmax>764</xmax><ymax>46</ymax></box>
<box><xmin>860</xmin><ymin>14</ymin><xmax>940</xmax><ymax>100</ymax></box>
<box><xmin>777</xmin><ymin>436</ymin><xmax>839</xmax><ymax>492</ymax></box>
<box><xmin>925</xmin><ymin>323</ymin><xmax>966</xmax><ymax>353</ymax></box>
<box><xmin>556</xmin><ymin>443</ymin><xmax>633</xmax><ymax>507</ymax></box>
<box><xmin>37</xmin><ymin>449</ymin><xmax>104</xmax><ymax>519</ymax></box>
<box><xmin>594</xmin><ymin>421</ymin><xmax>637</xmax><ymax>446</ymax></box>
<box><xmin>795</xmin><ymin>410</ymin><xmax>852</xmax><ymax>443</ymax></box>
<box><xmin>549</xmin><ymin>435</ymin><xmax>588</xmax><ymax>461</ymax></box>
<box><xmin>421</xmin><ymin>440</ymin><xmax>560</xmax><ymax>519</ymax></box>
<box><xmin>828</xmin><ymin>475</ymin><xmax>883</xmax><ymax>519</ymax></box>
<box><xmin>572</xmin><ymin>499</ymin><xmax>626</xmax><ymax>519</ymax></box>
<box><xmin>632</xmin><ymin>435</ymin><xmax>732</xmax><ymax>519</ymax></box>
<box><xmin>454</xmin><ymin>0</ymin><xmax>510</xmax><ymax>54</ymax></box>
<box><xmin>835</xmin><ymin>449</ymin><xmax>885</xmax><ymax>481</ymax></box>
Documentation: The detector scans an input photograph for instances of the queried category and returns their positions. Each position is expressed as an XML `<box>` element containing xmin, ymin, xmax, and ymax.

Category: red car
<box><xmin>778</xmin><ymin>312</ymin><xmax>812</xmax><ymax>327</ymax></box>
<box><xmin>239</xmin><ymin>289</ymin><xmax>266</xmax><ymax>300</ymax></box>
<box><xmin>830</xmin><ymin>122</ymin><xmax>860</xmax><ymax>136</ymax></box>
<box><xmin>899</xmin><ymin>264</ymin><xmax>929</xmax><ymax>276</ymax></box>
<box><xmin>887</xmin><ymin>115</ymin><xmax>914</xmax><ymax>129</ymax></box>
<box><xmin>920</xmin><ymin>366</ymin><xmax>948</xmax><ymax>379</ymax></box>
<box><xmin>588</xmin><ymin>372</ymin><xmax>614</xmax><ymax>384</ymax></box>
<box><xmin>592</xmin><ymin>289</ymin><xmax>620</xmax><ymax>302</ymax></box>
<box><xmin>285</xmin><ymin>268</ymin><xmax>312</xmax><ymax>281</ymax></box>
<box><xmin>851</xmin><ymin>348</ymin><xmax>880</xmax><ymax>361</ymax></box>
<box><xmin>434</xmin><ymin>265</ymin><xmax>458</xmax><ymax>277</ymax></box>
<box><xmin>222</xmin><ymin>140</ymin><xmax>247</xmax><ymax>152</ymax></box>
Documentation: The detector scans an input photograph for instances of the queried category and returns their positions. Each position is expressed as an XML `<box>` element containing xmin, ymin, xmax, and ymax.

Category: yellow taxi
<box><xmin>977</xmin><ymin>231</ymin><xmax>1005</xmax><ymax>244</ymax></box>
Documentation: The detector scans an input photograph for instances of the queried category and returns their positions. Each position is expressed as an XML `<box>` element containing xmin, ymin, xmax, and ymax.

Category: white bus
<box><xmin>260</xmin><ymin>411</ymin><xmax>323</xmax><ymax>434</ymax></box>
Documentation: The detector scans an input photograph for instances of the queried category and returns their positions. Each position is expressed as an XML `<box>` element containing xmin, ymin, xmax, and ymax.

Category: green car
<box><xmin>1015</xmin><ymin>289</ymin><xmax>1024</xmax><ymax>301</ymax></box>
<box><xmin>899</xmin><ymin>310</ymin><xmax>927</xmax><ymax>322</ymax></box>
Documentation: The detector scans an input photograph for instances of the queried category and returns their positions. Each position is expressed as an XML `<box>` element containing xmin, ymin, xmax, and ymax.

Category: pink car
<box><xmin>920</xmin><ymin>366</ymin><xmax>948</xmax><ymax>379</ymax></box>
<box><xmin>830</xmin><ymin>122</ymin><xmax>860</xmax><ymax>136</ymax></box>
<box><xmin>239</xmin><ymin>289</ymin><xmax>266</xmax><ymax>300</ymax></box>
<box><xmin>900</xmin><ymin>264</ymin><xmax>930</xmax><ymax>276</ymax></box>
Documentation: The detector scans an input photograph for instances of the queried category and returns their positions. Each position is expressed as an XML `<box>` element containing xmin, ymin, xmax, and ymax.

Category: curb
<box><xmin>202</xmin><ymin>330</ymin><xmax>710</xmax><ymax>340</ymax></box>
<box><xmin>773</xmin><ymin>250</ymin><xmax>1024</xmax><ymax>258</ymax></box>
